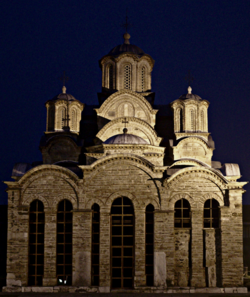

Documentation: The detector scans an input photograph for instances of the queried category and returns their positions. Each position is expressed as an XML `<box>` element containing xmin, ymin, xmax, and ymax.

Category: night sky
<box><xmin>1</xmin><ymin>0</ymin><xmax>250</xmax><ymax>205</ymax></box>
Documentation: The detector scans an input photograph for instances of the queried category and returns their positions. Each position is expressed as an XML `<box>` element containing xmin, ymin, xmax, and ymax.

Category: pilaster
<box><xmin>191</xmin><ymin>209</ymin><xmax>206</xmax><ymax>287</ymax></box>
<box><xmin>43</xmin><ymin>207</ymin><xmax>57</xmax><ymax>286</ymax></box>
<box><xmin>134</xmin><ymin>209</ymin><xmax>146</xmax><ymax>287</ymax></box>
<box><xmin>72</xmin><ymin>209</ymin><xmax>92</xmax><ymax>286</ymax></box>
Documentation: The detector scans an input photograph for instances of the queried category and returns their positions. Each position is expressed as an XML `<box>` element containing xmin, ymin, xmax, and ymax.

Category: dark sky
<box><xmin>1</xmin><ymin>0</ymin><xmax>250</xmax><ymax>204</ymax></box>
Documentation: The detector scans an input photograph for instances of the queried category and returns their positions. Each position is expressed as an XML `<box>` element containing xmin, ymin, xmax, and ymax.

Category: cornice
<box><xmin>95</xmin><ymin>89</ymin><xmax>156</xmax><ymax>115</ymax></box>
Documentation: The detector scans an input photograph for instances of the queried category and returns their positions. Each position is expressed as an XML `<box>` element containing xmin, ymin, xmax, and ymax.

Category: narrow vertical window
<box><xmin>141</xmin><ymin>66</ymin><xmax>145</xmax><ymax>92</ymax></box>
<box><xmin>190</xmin><ymin>109</ymin><xmax>195</xmax><ymax>131</ymax></box>
<box><xmin>145</xmin><ymin>204</ymin><xmax>154</xmax><ymax>286</ymax></box>
<box><xmin>71</xmin><ymin>109</ymin><xmax>77</xmax><ymax>131</ymax></box>
<box><xmin>28</xmin><ymin>200</ymin><xmax>44</xmax><ymax>286</ymax></box>
<box><xmin>91</xmin><ymin>204</ymin><xmax>100</xmax><ymax>286</ymax></box>
<box><xmin>201</xmin><ymin>110</ymin><xmax>204</xmax><ymax>131</ymax></box>
<box><xmin>124</xmin><ymin>64</ymin><xmax>131</xmax><ymax>89</ymax></box>
<box><xmin>57</xmin><ymin>200</ymin><xmax>72</xmax><ymax>285</ymax></box>
<box><xmin>204</xmin><ymin>199</ymin><xmax>220</xmax><ymax>228</ymax></box>
<box><xmin>61</xmin><ymin>107</ymin><xmax>66</xmax><ymax>128</ymax></box>
<box><xmin>109</xmin><ymin>65</ymin><xmax>113</xmax><ymax>89</ymax></box>
<box><xmin>174</xmin><ymin>199</ymin><xmax>191</xmax><ymax>228</ymax></box>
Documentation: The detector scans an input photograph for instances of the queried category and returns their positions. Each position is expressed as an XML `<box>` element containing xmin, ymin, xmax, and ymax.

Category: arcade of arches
<box><xmin>3</xmin><ymin>30</ymin><xmax>247</xmax><ymax>293</ymax></box>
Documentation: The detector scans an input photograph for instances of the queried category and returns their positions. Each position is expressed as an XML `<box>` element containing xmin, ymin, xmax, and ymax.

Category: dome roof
<box><xmin>109</xmin><ymin>44</ymin><xmax>144</xmax><ymax>56</ymax></box>
<box><xmin>53</xmin><ymin>93</ymin><xmax>76</xmax><ymax>101</ymax></box>
<box><xmin>179</xmin><ymin>86</ymin><xmax>202</xmax><ymax>100</ymax></box>
<box><xmin>108</xmin><ymin>32</ymin><xmax>144</xmax><ymax>56</ymax></box>
<box><xmin>105</xmin><ymin>133</ymin><xmax>148</xmax><ymax>145</ymax></box>
<box><xmin>51</xmin><ymin>86</ymin><xmax>77</xmax><ymax>101</ymax></box>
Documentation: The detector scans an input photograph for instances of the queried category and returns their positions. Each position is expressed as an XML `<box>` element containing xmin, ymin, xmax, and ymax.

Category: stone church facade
<box><xmin>3</xmin><ymin>32</ymin><xmax>247</xmax><ymax>293</ymax></box>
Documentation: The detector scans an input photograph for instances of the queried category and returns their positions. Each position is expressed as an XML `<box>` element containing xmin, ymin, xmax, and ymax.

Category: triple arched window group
<box><xmin>106</xmin><ymin>64</ymin><xmax>147</xmax><ymax>91</ymax></box>
<box><xmin>28</xmin><ymin>197</ymin><xmax>220</xmax><ymax>287</ymax></box>
<box><xmin>175</xmin><ymin>108</ymin><xmax>206</xmax><ymax>132</ymax></box>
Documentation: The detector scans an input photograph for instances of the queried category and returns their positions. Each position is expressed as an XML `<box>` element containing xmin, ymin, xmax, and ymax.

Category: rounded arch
<box><xmin>143</xmin><ymin>198</ymin><xmax>160</xmax><ymax>210</ymax></box>
<box><xmin>19</xmin><ymin>165</ymin><xmax>79</xmax><ymax>207</ymax></box>
<box><xmin>168</xmin><ymin>193</ymin><xmax>195</xmax><ymax>210</ymax></box>
<box><xmin>95</xmin><ymin>89</ymin><xmax>157</xmax><ymax>125</ymax></box>
<box><xmin>202</xmin><ymin>192</ymin><xmax>224</xmax><ymax>207</ymax></box>
<box><xmin>105</xmin><ymin>191</ymin><xmax>135</xmax><ymax>209</ymax></box>
<box><xmin>86</xmin><ymin>198</ymin><xmax>105</xmax><ymax>209</ymax></box>
<box><xmin>22</xmin><ymin>194</ymin><xmax>49</xmax><ymax>208</ymax></box>
<box><xmin>81</xmin><ymin>154</ymin><xmax>160</xmax><ymax>182</ymax></box>
<box><xmin>164</xmin><ymin>166</ymin><xmax>228</xmax><ymax>190</ymax></box>
<box><xmin>96</xmin><ymin>117</ymin><xmax>162</xmax><ymax>145</ymax></box>
<box><xmin>54</xmin><ymin>194</ymin><xmax>77</xmax><ymax>210</ymax></box>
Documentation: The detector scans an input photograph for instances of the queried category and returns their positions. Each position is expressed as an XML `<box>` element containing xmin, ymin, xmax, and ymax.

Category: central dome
<box><xmin>108</xmin><ymin>32</ymin><xmax>144</xmax><ymax>56</ymax></box>
<box><xmin>105</xmin><ymin>133</ymin><xmax>148</xmax><ymax>144</ymax></box>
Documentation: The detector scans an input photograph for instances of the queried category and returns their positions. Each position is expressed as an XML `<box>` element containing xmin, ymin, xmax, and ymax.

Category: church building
<box><xmin>3</xmin><ymin>31</ymin><xmax>248</xmax><ymax>293</ymax></box>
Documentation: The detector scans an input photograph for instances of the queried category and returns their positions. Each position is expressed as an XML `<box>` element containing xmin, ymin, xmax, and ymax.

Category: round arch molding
<box><xmin>96</xmin><ymin>116</ymin><xmax>162</xmax><ymax>146</ymax></box>
<box><xmin>19</xmin><ymin>165</ymin><xmax>80</xmax><ymax>206</ymax></box>
<box><xmin>95</xmin><ymin>89</ymin><xmax>158</xmax><ymax>127</ymax></box>
<box><xmin>163</xmin><ymin>166</ymin><xmax>228</xmax><ymax>190</ymax></box>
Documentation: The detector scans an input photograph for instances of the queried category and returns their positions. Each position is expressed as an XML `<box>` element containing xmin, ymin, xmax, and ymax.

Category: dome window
<box><xmin>124</xmin><ymin>64</ymin><xmax>131</xmax><ymax>89</ymax></box>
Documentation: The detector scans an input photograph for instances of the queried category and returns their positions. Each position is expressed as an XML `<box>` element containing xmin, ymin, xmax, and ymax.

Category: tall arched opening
<box><xmin>111</xmin><ymin>197</ymin><xmax>134</xmax><ymax>289</ymax></box>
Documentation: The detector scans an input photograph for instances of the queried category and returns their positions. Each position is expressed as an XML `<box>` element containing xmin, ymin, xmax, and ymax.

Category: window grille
<box><xmin>145</xmin><ymin>204</ymin><xmax>154</xmax><ymax>286</ymax></box>
<box><xmin>124</xmin><ymin>65</ymin><xmax>131</xmax><ymax>89</ymax></box>
<box><xmin>141</xmin><ymin>66</ymin><xmax>145</xmax><ymax>92</ymax></box>
<box><xmin>204</xmin><ymin>199</ymin><xmax>220</xmax><ymax>228</ymax></box>
<box><xmin>28</xmin><ymin>200</ymin><xmax>44</xmax><ymax>286</ymax></box>
<box><xmin>57</xmin><ymin>200</ymin><xmax>72</xmax><ymax>285</ymax></box>
<box><xmin>174</xmin><ymin>199</ymin><xmax>191</xmax><ymax>228</ymax></box>
<box><xmin>91</xmin><ymin>204</ymin><xmax>100</xmax><ymax>286</ymax></box>
<box><xmin>61</xmin><ymin>108</ymin><xmax>66</xmax><ymax>128</ymax></box>
<box><xmin>111</xmin><ymin>197</ymin><xmax>134</xmax><ymax>289</ymax></box>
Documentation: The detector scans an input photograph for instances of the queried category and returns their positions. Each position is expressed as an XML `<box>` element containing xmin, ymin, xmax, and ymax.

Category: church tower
<box><xmin>40</xmin><ymin>85</ymin><xmax>84</xmax><ymax>164</ymax></box>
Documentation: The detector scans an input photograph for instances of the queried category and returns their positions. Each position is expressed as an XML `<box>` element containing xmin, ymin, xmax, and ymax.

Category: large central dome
<box><xmin>108</xmin><ymin>32</ymin><xmax>144</xmax><ymax>56</ymax></box>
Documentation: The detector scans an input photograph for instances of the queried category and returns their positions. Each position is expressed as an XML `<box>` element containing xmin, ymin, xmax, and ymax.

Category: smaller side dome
<box><xmin>179</xmin><ymin>86</ymin><xmax>202</xmax><ymax>100</ymax></box>
<box><xmin>105</xmin><ymin>133</ymin><xmax>148</xmax><ymax>144</ymax></box>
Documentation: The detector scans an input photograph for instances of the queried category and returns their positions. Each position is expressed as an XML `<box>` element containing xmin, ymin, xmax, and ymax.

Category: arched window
<box><xmin>145</xmin><ymin>204</ymin><xmax>154</xmax><ymax>286</ymax></box>
<box><xmin>48</xmin><ymin>105</ymin><xmax>55</xmax><ymax>131</ymax></box>
<box><xmin>28</xmin><ymin>200</ymin><xmax>44</xmax><ymax>286</ymax></box>
<box><xmin>141</xmin><ymin>66</ymin><xmax>146</xmax><ymax>92</ymax></box>
<box><xmin>124</xmin><ymin>64</ymin><xmax>131</xmax><ymax>89</ymax></box>
<box><xmin>200</xmin><ymin>110</ymin><xmax>204</xmax><ymax>131</ymax></box>
<box><xmin>61</xmin><ymin>107</ymin><xmax>66</xmax><ymax>129</ymax></box>
<box><xmin>111</xmin><ymin>197</ymin><xmax>134</xmax><ymax>289</ymax></box>
<box><xmin>174</xmin><ymin>199</ymin><xmax>191</xmax><ymax>228</ymax></box>
<box><xmin>71</xmin><ymin>109</ymin><xmax>77</xmax><ymax>131</ymax></box>
<box><xmin>204</xmin><ymin>199</ymin><xmax>220</xmax><ymax>228</ymax></box>
<box><xmin>190</xmin><ymin>109</ymin><xmax>195</xmax><ymax>131</ymax></box>
<box><xmin>108</xmin><ymin>64</ymin><xmax>114</xmax><ymax>89</ymax></box>
<box><xmin>176</xmin><ymin>108</ymin><xmax>183</xmax><ymax>132</ymax></box>
<box><xmin>57</xmin><ymin>200</ymin><xmax>72</xmax><ymax>285</ymax></box>
<box><xmin>91</xmin><ymin>204</ymin><xmax>100</xmax><ymax>286</ymax></box>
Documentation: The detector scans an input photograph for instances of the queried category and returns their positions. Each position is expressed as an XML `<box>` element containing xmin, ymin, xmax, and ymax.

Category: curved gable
<box><xmin>95</xmin><ymin>90</ymin><xmax>158</xmax><ymax>127</ymax></box>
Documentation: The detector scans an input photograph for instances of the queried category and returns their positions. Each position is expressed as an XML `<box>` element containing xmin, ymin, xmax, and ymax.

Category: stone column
<box><xmin>191</xmin><ymin>209</ymin><xmax>206</xmax><ymax>287</ymax></box>
<box><xmin>204</xmin><ymin>228</ymin><xmax>216</xmax><ymax>287</ymax></box>
<box><xmin>154</xmin><ymin>210</ymin><xmax>168</xmax><ymax>287</ymax></box>
<box><xmin>43</xmin><ymin>207</ymin><xmax>57</xmax><ymax>286</ymax></box>
<box><xmin>72</xmin><ymin>209</ymin><xmax>92</xmax><ymax>286</ymax></box>
<box><xmin>99</xmin><ymin>209</ymin><xmax>110</xmax><ymax>291</ymax></box>
<box><xmin>174</xmin><ymin>229</ymin><xmax>190</xmax><ymax>286</ymax></box>
<box><xmin>134</xmin><ymin>209</ymin><xmax>146</xmax><ymax>287</ymax></box>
